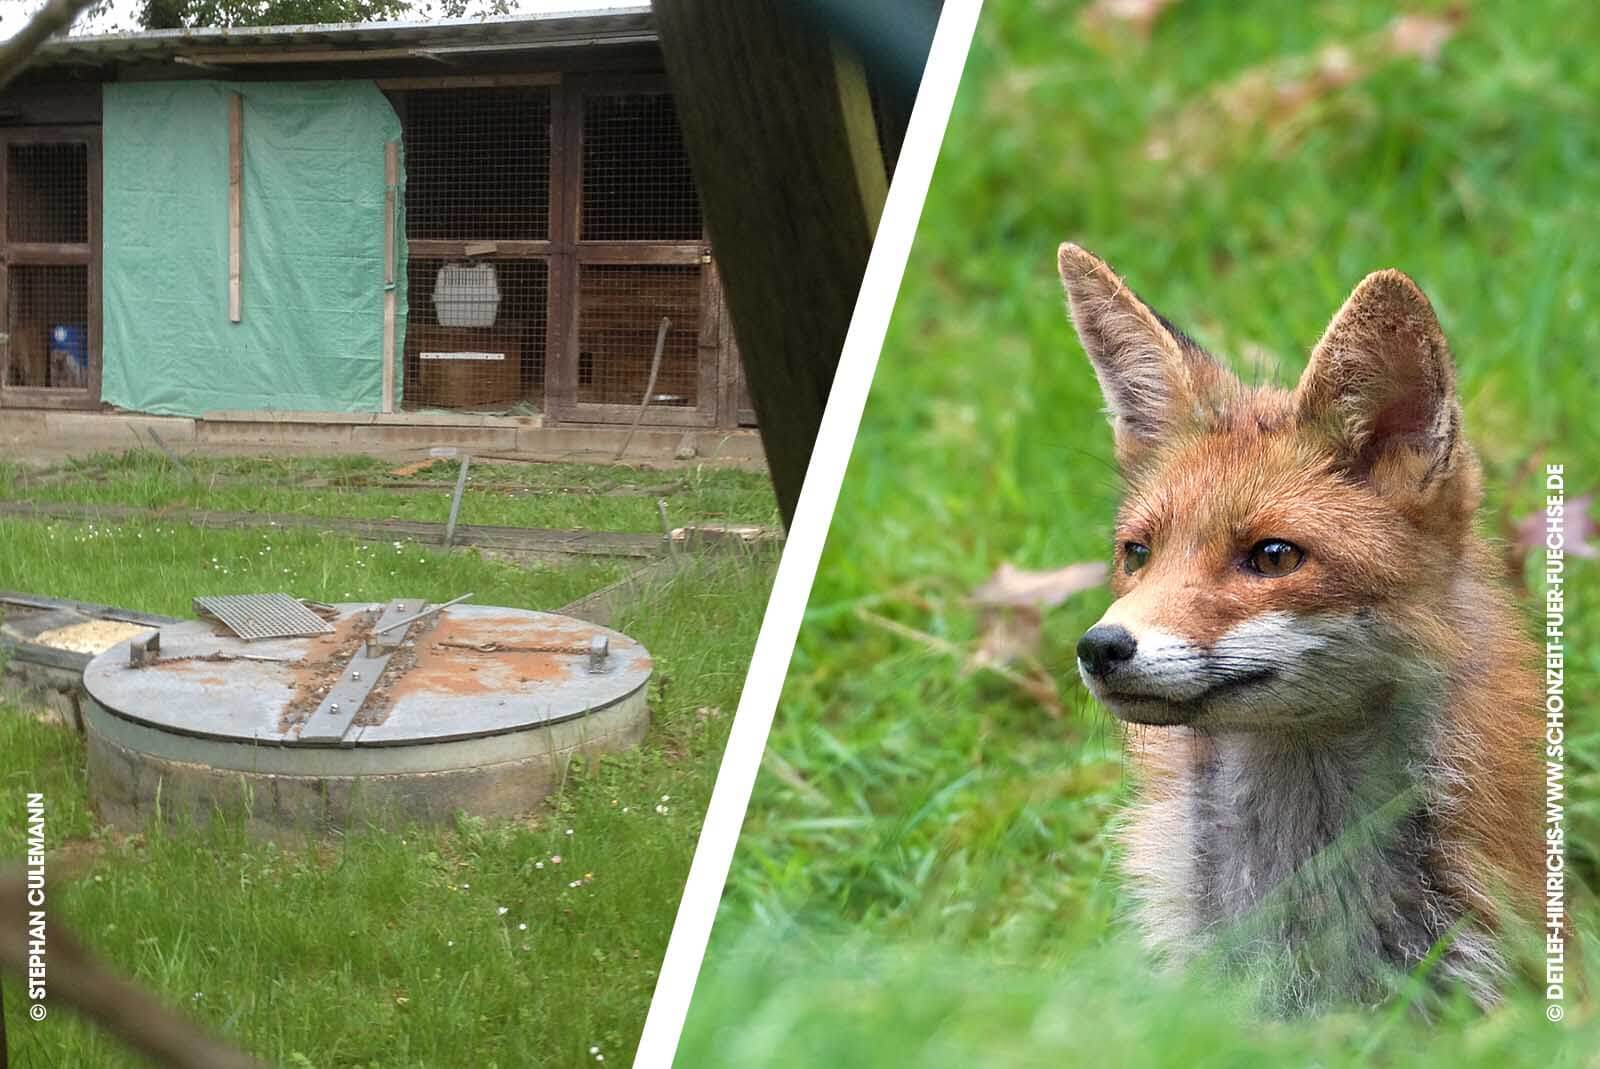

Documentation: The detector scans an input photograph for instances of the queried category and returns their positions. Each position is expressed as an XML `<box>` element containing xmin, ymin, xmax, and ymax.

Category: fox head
<box><xmin>1058</xmin><ymin>244</ymin><xmax>1483</xmax><ymax>732</ymax></box>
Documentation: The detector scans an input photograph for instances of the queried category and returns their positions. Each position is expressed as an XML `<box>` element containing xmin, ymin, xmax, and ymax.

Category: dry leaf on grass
<box><xmin>1079</xmin><ymin>0</ymin><xmax>1181</xmax><ymax>41</ymax></box>
<box><xmin>1516</xmin><ymin>492</ymin><xmax>1597</xmax><ymax>560</ymax></box>
<box><xmin>1146</xmin><ymin>8</ymin><xmax>1465</xmax><ymax>169</ymax></box>
<box><xmin>856</xmin><ymin>606</ymin><xmax>1065</xmax><ymax>718</ymax></box>
<box><xmin>970</xmin><ymin>561</ymin><xmax>1109</xmax><ymax>610</ymax></box>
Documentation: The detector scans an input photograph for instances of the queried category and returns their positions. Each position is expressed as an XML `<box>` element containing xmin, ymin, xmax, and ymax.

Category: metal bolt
<box><xmin>352</xmin><ymin>671</ymin><xmax>362</xmax><ymax>681</ymax></box>
<box><xmin>330</xmin><ymin>703</ymin><xmax>341</xmax><ymax>714</ymax></box>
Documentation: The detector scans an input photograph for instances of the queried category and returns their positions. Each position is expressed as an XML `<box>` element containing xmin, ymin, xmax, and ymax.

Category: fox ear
<box><xmin>1294</xmin><ymin>270</ymin><xmax>1461</xmax><ymax>483</ymax></box>
<box><xmin>1057</xmin><ymin>243</ymin><xmax>1227</xmax><ymax>465</ymax></box>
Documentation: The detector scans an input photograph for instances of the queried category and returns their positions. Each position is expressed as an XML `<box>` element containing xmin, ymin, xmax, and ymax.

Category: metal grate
<box><xmin>194</xmin><ymin>594</ymin><xmax>335</xmax><ymax>641</ymax></box>
<box><xmin>397</xmin><ymin>87</ymin><xmax>553</xmax><ymax>412</ymax></box>
<box><xmin>575</xmin><ymin>264</ymin><xmax>701</xmax><ymax>407</ymax></box>
<box><xmin>5</xmin><ymin>264</ymin><xmax>89</xmax><ymax>389</ymax></box>
<box><xmin>581</xmin><ymin>91</ymin><xmax>701</xmax><ymax>242</ymax></box>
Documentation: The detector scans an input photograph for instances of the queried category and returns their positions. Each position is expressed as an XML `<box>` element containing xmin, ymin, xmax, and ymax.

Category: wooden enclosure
<box><xmin>388</xmin><ymin>73</ymin><xmax>749</xmax><ymax>426</ymax></box>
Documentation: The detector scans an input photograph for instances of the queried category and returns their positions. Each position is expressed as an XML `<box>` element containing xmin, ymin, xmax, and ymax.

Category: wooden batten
<box><xmin>227</xmin><ymin>92</ymin><xmax>242</xmax><ymax>323</ymax></box>
<box><xmin>381</xmin><ymin>139</ymin><xmax>399</xmax><ymax>414</ymax></box>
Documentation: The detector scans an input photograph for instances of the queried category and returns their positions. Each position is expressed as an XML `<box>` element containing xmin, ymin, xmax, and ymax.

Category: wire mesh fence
<box><xmin>397</xmin><ymin>86</ymin><xmax>555</xmax><ymax>413</ymax></box>
<box><xmin>8</xmin><ymin>141</ymin><xmax>89</xmax><ymax>243</ymax></box>
<box><xmin>580</xmin><ymin>91</ymin><xmax>701</xmax><ymax>242</ymax></box>
<box><xmin>575</xmin><ymin>263</ymin><xmax>701</xmax><ymax>408</ymax></box>
<box><xmin>2</xmin><ymin>138</ymin><xmax>93</xmax><ymax>391</ymax></box>
<box><xmin>5</xmin><ymin>264</ymin><xmax>89</xmax><ymax>389</ymax></box>
<box><xmin>405</xmin><ymin>256</ymin><xmax>550</xmax><ymax>412</ymax></box>
<box><xmin>394</xmin><ymin>82</ymin><xmax>715</xmax><ymax>419</ymax></box>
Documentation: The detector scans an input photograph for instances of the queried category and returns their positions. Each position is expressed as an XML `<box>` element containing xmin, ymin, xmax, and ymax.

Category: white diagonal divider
<box><xmin>632</xmin><ymin>3</ymin><xmax>987</xmax><ymax>1064</ymax></box>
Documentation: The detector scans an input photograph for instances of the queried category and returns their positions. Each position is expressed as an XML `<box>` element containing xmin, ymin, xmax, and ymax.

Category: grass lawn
<box><xmin>679</xmin><ymin>0</ymin><xmax>1598</xmax><ymax>1064</ymax></box>
<box><xmin>0</xmin><ymin>450</ymin><xmax>780</xmax><ymax>534</ymax></box>
<box><xmin>0</xmin><ymin>452</ymin><xmax>779</xmax><ymax>1066</ymax></box>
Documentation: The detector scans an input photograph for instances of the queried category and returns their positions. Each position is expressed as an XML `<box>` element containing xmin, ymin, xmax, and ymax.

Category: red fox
<box><xmin>1057</xmin><ymin>243</ymin><xmax>1542</xmax><ymax>1013</ymax></box>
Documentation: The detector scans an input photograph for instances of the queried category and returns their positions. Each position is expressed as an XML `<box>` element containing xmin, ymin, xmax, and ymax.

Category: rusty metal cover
<box><xmin>82</xmin><ymin>603</ymin><xmax>653</xmax><ymax>747</ymax></box>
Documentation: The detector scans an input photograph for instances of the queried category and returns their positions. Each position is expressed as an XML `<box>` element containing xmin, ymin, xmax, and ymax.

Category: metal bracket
<box><xmin>588</xmin><ymin>634</ymin><xmax>609</xmax><ymax>673</ymax></box>
<box><xmin>299</xmin><ymin>599</ymin><xmax>420</xmax><ymax>745</ymax></box>
<box><xmin>128</xmin><ymin>630</ymin><xmax>161</xmax><ymax>667</ymax></box>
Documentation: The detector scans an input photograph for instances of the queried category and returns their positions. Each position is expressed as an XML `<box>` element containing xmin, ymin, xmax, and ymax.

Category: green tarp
<box><xmin>101</xmin><ymin>80</ymin><xmax>406</xmax><ymax>416</ymax></box>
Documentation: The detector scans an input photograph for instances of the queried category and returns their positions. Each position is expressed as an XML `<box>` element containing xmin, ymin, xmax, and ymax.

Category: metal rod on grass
<box><xmin>373</xmin><ymin>592</ymin><xmax>475</xmax><ymax>636</ymax></box>
<box><xmin>615</xmin><ymin>317</ymin><xmax>672</xmax><ymax>461</ymax></box>
<box><xmin>444</xmin><ymin>454</ymin><xmax>471</xmax><ymax>547</ymax></box>
<box><xmin>658</xmin><ymin>497</ymin><xmax>677</xmax><ymax>559</ymax></box>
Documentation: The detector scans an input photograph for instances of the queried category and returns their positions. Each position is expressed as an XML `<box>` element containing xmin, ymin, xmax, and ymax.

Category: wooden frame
<box><xmin>0</xmin><ymin>125</ymin><xmax>102</xmax><ymax>411</ymax></box>
<box><xmin>547</xmin><ymin>73</ymin><xmax>718</xmax><ymax>428</ymax></box>
<box><xmin>392</xmin><ymin>73</ymin><xmax>732</xmax><ymax>428</ymax></box>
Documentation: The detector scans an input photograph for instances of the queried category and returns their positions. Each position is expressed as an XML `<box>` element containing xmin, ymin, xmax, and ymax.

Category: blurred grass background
<box><xmin>678</xmin><ymin>0</ymin><xmax>1598</xmax><ymax>1063</ymax></box>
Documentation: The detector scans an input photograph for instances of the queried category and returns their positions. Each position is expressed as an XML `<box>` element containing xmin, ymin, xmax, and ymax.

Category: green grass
<box><xmin>0</xmin><ymin>454</ymin><xmax>778</xmax><ymax>1066</ymax></box>
<box><xmin>680</xmin><ymin>0</ymin><xmax>1599</xmax><ymax>1063</ymax></box>
<box><xmin>0</xmin><ymin>450</ymin><xmax>779</xmax><ymax>534</ymax></box>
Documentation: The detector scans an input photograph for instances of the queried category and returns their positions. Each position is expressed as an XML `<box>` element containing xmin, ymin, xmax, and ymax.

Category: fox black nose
<box><xmin>1077</xmin><ymin>625</ymin><xmax>1137</xmax><ymax>677</ymax></box>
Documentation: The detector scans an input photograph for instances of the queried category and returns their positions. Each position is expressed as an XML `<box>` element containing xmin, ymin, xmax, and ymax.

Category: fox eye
<box><xmin>1247</xmin><ymin>539</ymin><xmax>1305</xmax><ymax>577</ymax></box>
<box><xmin>1122</xmin><ymin>542</ymin><xmax>1151</xmax><ymax>575</ymax></box>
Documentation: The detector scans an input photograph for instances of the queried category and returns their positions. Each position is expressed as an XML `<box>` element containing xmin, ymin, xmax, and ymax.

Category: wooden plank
<box><xmin>183</xmin><ymin>47</ymin><xmax>433</xmax><ymax>65</ymax></box>
<box><xmin>573</xmin><ymin>243</ymin><xmax>706</xmax><ymax>266</ymax></box>
<box><xmin>227</xmin><ymin>93</ymin><xmax>242</xmax><ymax>323</ymax></box>
<box><xmin>87</xmin><ymin>127</ymin><xmax>103</xmax><ymax>406</ymax></box>
<box><xmin>3</xmin><ymin>242</ymin><xmax>92</xmax><ymax>265</ymax></box>
<box><xmin>653</xmin><ymin>0</ymin><xmax>891</xmax><ymax>525</ymax></box>
<box><xmin>544</xmin><ymin>80</ymin><xmax>580</xmax><ymax>421</ymax></box>
<box><xmin>376</xmin><ymin>73</ymin><xmax>561</xmax><ymax>90</ymax></box>
<box><xmin>407</xmin><ymin>238</ymin><xmax>552</xmax><ymax>260</ymax></box>
<box><xmin>381</xmin><ymin>139</ymin><xmax>398</xmax><ymax>414</ymax></box>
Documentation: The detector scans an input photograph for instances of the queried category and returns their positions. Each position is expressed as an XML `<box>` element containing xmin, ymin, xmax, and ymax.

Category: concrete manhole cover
<box><xmin>81</xmin><ymin>601</ymin><xmax>653</xmax><ymax>833</ymax></box>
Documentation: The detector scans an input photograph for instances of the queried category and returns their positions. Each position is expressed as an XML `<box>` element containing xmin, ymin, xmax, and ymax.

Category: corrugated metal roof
<box><xmin>31</xmin><ymin>7</ymin><xmax>655</xmax><ymax>68</ymax></box>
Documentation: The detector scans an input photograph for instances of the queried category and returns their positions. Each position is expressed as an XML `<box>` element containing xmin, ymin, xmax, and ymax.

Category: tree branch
<box><xmin>0</xmin><ymin>0</ymin><xmax>98</xmax><ymax>91</ymax></box>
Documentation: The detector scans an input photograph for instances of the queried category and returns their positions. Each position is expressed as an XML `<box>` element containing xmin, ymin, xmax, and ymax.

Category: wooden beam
<box><xmin>381</xmin><ymin>139</ymin><xmax>399</xmax><ymax>414</ymax></box>
<box><xmin>574</xmin><ymin>242</ymin><xmax>706</xmax><ymax>266</ymax></box>
<box><xmin>407</xmin><ymin>238</ymin><xmax>552</xmax><ymax>260</ymax></box>
<box><xmin>227</xmin><ymin>93</ymin><xmax>242</xmax><ymax>323</ymax></box>
<box><xmin>183</xmin><ymin>47</ymin><xmax>433</xmax><ymax>65</ymax></box>
<box><xmin>376</xmin><ymin>73</ymin><xmax>561</xmax><ymax>90</ymax></box>
<box><xmin>3</xmin><ymin>242</ymin><xmax>92</xmax><ymax>265</ymax></box>
<box><xmin>653</xmin><ymin>0</ymin><xmax>889</xmax><ymax>526</ymax></box>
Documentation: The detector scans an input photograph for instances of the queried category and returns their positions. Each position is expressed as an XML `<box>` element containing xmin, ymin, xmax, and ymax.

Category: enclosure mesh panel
<box><xmin>403</xmin><ymin>88</ymin><xmax>550</xmax><ymax>242</ymax></box>
<box><xmin>5</xmin><ymin>264</ymin><xmax>88</xmax><ymax>389</ymax></box>
<box><xmin>7</xmin><ymin>142</ymin><xmax>88</xmax><ymax>244</ymax></box>
<box><xmin>405</xmin><ymin>256</ymin><xmax>548</xmax><ymax>412</ymax></box>
<box><xmin>398</xmin><ymin>87</ymin><xmax>553</xmax><ymax>411</ymax></box>
<box><xmin>575</xmin><ymin>264</ymin><xmax>701</xmax><ymax>408</ymax></box>
<box><xmin>581</xmin><ymin>92</ymin><xmax>701</xmax><ymax>242</ymax></box>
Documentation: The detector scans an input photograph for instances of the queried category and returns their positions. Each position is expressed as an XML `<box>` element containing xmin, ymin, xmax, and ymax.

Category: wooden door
<box><xmin>546</xmin><ymin>78</ymin><xmax>719</xmax><ymax>427</ymax></box>
<box><xmin>0</xmin><ymin>126</ymin><xmax>101</xmax><ymax>410</ymax></box>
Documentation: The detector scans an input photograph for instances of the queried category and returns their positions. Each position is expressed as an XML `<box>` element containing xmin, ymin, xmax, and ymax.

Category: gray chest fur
<box><xmin>1161</xmin><ymin>729</ymin><xmax>1489</xmax><ymax>1012</ymax></box>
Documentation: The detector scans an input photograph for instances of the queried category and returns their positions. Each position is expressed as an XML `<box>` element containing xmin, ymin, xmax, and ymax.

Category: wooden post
<box><xmin>381</xmin><ymin>139</ymin><xmax>399</xmax><ymax>414</ymax></box>
<box><xmin>653</xmin><ymin>0</ymin><xmax>889</xmax><ymax>527</ymax></box>
<box><xmin>227</xmin><ymin>93</ymin><xmax>242</xmax><ymax>323</ymax></box>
